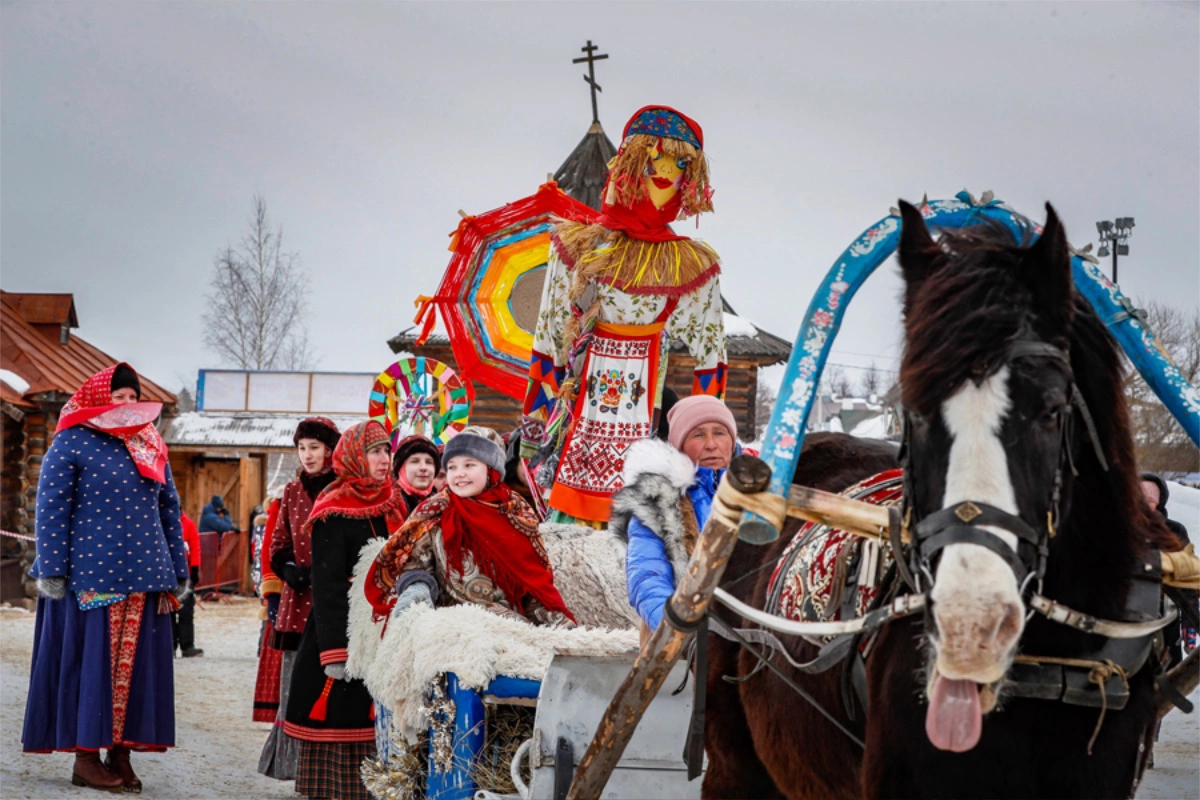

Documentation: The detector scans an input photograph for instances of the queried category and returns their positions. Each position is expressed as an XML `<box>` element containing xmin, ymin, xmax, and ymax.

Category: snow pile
<box><xmin>723</xmin><ymin>312</ymin><xmax>760</xmax><ymax>338</ymax></box>
<box><xmin>0</xmin><ymin>369</ymin><xmax>30</xmax><ymax>395</ymax></box>
<box><xmin>1167</xmin><ymin>481</ymin><xmax>1200</xmax><ymax>533</ymax></box>
<box><xmin>850</xmin><ymin>414</ymin><xmax>889</xmax><ymax>439</ymax></box>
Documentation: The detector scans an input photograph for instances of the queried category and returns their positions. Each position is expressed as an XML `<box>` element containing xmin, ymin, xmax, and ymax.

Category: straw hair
<box><xmin>554</xmin><ymin>222</ymin><xmax>720</xmax><ymax>307</ymax></box>
<box><xmin>604</xmin><ymin>134</ymin><xmax>713</xmax><ymax>218</ymax></box>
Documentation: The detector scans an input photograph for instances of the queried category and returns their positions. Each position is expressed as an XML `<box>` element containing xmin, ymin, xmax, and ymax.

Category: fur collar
<box><xmin>299</xmin><ymin>467</ymin><xmax>336</xmax><ymax>500</ymax></box>
<box><xmin>622</xmin><ymin>438</ymin><xmax>696</xmax><ymax>491</ymax></box>
<box><xmin>610</xmin><ymin>438</ymin><xmax>697</xmax><ymax>585</ymax></box>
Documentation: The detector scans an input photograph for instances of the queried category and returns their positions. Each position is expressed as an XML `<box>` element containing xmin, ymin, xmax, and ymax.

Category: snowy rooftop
<box><xmin>0</xmin><ymin>369</ymin><xmax>30</xmax><ymax>395</ymax></box>
<box><xmin>161</xmin><ymin>411</ymin><xmax>372</xmax><ymax>450</ymax></box>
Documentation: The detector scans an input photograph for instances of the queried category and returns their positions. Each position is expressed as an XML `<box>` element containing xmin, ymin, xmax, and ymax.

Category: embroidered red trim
<box><xmin>282</xmin><ymin>721</ymin><xmax>375</xmax><ymax>743</ymax></box>
<box><xmin>595</xmin><ymin>264</ymin><xmax>722</xmax><ymax>297</ymax></box>
<box><xmin>109</xmin><ymin>593</ymin><xmax>146</xmax><ymax>746</ymax></box>
<box><xmin>319</xmin><ymin>648</ymin><xmax>349</xmax><ymax>666</ymax></box>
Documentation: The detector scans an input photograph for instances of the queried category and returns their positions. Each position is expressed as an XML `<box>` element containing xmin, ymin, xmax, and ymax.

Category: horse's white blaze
<box><xmin>930</xmin><ymin>366</ymin><xmax>1025</xmax><ymax>684</ymax></box>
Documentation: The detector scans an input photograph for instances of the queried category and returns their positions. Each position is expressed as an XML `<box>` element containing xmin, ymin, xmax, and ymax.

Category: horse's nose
<box><xmin>933</xmin><ymin>592</ymin><xmax>1024</xmax><ymax>682</ymax></box>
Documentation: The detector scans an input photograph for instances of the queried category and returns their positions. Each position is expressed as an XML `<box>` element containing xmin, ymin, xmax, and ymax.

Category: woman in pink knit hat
<box><xmin>610</xmin><ymin>395</ymin><xmax>738</xmax><ymax>633</ymax></box>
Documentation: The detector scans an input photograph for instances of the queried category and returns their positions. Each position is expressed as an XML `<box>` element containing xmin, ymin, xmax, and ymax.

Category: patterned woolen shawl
<box><xmin>304</xmin><ymin>421</ymin><xmax>406</xmax><ymax>537</ymax></box>
<box><xmin>56</xmin><ymin>363</ymin><xmax>167</xmax><ymax>483</ymax></box>
<box><xmin>366</xmin><ymin>473</ymin><xmax>574</xmax><ymax>623</ymax></box>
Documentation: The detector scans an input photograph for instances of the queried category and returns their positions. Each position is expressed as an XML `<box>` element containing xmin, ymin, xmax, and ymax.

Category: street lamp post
<box><xmin>1095</xmin><ymin>217</ymin><xmax>1134</xmax><ymax>284</ymax></box>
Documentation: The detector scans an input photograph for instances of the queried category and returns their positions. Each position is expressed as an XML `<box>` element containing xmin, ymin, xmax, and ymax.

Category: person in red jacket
<box><xmin>172</xmin><ymin>511</ymin><xmax>203</xmax><ymax>657</ymax></box>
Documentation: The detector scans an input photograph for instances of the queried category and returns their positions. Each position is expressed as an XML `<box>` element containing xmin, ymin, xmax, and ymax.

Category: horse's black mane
<box><xmin>900</xmin><ymin>219</ymin><xmax>1056</xmax><ymax>415</ymax></box>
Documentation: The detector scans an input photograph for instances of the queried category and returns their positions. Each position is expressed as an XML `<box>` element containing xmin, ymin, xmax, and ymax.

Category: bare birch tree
<box><xmin>202</xmin><ymin>196</ymin><xmax>315</xmax><ymax>369</ymax></box>
<box><xmin>1124</xmin><ymin>302</ymin><xmax>1199</xmax><ymax>474</ymax></box>
<box><xmin>858</xmin><ymin>362</ymin><xmax>882</xmax><ymax>399</ymax></box>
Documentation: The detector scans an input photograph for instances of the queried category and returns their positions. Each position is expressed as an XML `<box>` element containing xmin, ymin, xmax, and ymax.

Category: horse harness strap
<box><xmin>914</xmin><ymin>501</ymin><xmax>1046</xmax><ymax>586</ymax></box>
<box><xmin>1027</xmin><ymin>593</ymin><xmax>1178</xmax><ymax>639</ymax></box>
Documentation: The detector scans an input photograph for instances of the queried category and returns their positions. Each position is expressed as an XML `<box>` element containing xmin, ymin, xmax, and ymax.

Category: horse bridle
<box><xmin>896</xmin><ymin>336</ymin><xmax>1107</xmax><ymax>601</ymax></box>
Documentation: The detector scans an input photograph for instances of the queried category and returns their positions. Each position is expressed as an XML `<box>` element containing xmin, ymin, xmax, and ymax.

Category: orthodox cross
<box><xmin>572</xmin><ymin>39</ymin><xmax>609</xmax><ymax>125</ymax></box>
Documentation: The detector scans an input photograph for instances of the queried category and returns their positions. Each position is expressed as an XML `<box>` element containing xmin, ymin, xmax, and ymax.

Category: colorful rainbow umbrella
<box><xmin>413</xmin><ymin>182</ymin><xmax>599</xmax><ymax>400</ymax></box>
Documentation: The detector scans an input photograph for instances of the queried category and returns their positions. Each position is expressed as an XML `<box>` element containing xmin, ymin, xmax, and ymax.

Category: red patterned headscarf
<box><xmin>365</xmin><ymin>469</ymin><xmax>574</xmax><ymax>623</ymax></box>
<box><xmin>56</xmin><ymin>364</ymin><xmax>168</xmax><ymax>483</ymax></box>
<box><xmin>304</xmin><ymin>421</ymin><xmax>407</xmax><ymax>536</ymax></box>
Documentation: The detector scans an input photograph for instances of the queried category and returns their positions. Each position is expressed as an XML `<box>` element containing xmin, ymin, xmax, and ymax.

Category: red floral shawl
<box><xmin>303</xmin><ymin>421</ymin><xmax>407</xmax><ymax>536</ymax></box>
<box><xmin>56</xmin><ymin>364</ymin><xmax>167</xmax><ymax>483</ymax></box>
<box><xmin>367</xmin><ymin>473</ymin><xmax>574</xmax><ymax>622</ymax></box>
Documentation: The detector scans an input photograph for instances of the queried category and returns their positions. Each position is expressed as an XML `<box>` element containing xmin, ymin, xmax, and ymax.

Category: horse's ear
<box><xmin>1022</xmin><ymin>203</ymin><xmax>1075</xmax><ymax>338</ymax></box>
<box><xmin>897</xmin><ymin>200</ymin><xmax>939</xmax><ymax>316</ymax></box>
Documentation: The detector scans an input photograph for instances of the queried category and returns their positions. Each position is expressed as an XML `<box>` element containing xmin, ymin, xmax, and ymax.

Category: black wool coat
<box><xmin>283</xmin><ymin>513</ymin><xmax>386</xmax><ymax>742</ymax></box>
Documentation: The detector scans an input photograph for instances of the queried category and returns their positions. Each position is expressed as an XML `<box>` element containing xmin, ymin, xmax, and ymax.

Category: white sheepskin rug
<box><xmin>345</xmin><ymin>530</ymin><xmax>640</xmax><ymax>742</ymax></box>
<box><xmin>537</xmin><ymin>523</ymin><xmax>640</xmax><ymax>630</ymax></box>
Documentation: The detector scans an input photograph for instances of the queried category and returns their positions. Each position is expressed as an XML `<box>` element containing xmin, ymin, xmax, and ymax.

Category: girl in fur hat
<box><xmin>390</xmin><ymin>434</ymin><xmax>441</xmax><ymax>514</ymax></box>
<box><xmin>367</xmin><ymin>431</ymin><xmax>575</xmax><ymax>627</ymax></box>
<box><xmin>520</xmin><ymin>106</ymin><xmax>728</xmax><ymax>526</ymax></box>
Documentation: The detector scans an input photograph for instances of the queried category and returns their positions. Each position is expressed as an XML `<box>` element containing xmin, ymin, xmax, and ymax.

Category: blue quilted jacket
<box><xmin>625</xmin><ymin>465</ymin><xmax>723</xmax><ymax>630</ymax></box>
<box><xmin>31</xmin><ymin>426</ymin><xmax>189</xmax><ymax>594</ymax></box>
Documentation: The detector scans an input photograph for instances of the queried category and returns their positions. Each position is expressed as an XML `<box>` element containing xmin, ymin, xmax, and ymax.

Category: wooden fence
<box><xmin>195</xmin><ymin>530</ymin><xmax>254</xmax><ymax>595</ymax></box>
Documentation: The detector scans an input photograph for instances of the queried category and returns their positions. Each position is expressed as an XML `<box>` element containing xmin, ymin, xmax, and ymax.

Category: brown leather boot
<box><xmin>104</xmin><ymin>746</ymin><xmax>142</xmax><ymax>794</ymax></box>
<box><xmin>71</xmin><ymin>751</ymin><xmax>125</xmax><ymax>792</ymax></box>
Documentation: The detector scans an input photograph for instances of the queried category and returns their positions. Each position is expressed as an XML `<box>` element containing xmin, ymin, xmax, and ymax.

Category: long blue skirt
<box><xmin>22</xmin><ymin>593</ymin><xmax>175</xmax><ymax>752</ymax></box>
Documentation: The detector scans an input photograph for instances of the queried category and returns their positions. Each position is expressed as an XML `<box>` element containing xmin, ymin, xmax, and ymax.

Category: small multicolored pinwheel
<box><xmin>368</xmin><ymin>357</ymin><xmax>471</xmax><ymax>445</ymax></box>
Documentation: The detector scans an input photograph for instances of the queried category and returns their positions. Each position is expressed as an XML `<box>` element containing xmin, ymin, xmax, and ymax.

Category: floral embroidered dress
<box><xmin>521</xmin><ymin>106</ymin><xmax>727</xmax><ymax>524</ymax></box>
<box><xmin>523</xmin><ymin>253</ymin><xmax>725</xmax><ymax>523</ymax></box>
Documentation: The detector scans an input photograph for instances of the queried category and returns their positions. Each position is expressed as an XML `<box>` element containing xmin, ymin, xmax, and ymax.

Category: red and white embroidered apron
<box><xmin>548</xmin><ymin>310</ymin><xmax>672</xmax><ymax>522</ymax></box>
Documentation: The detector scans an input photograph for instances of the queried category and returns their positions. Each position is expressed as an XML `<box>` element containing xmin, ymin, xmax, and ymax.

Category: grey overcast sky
<box><xmin>2</xmin><ymin>1</ymin><xmax>1197</xmax><ymax>397</ymax></box>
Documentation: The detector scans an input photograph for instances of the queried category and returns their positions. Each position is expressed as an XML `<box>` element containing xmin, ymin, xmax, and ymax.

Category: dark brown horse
<box><xmin>704</xmin><ymin>203</ymin><xmax>1182</xmax><ymax>798</ymax></box>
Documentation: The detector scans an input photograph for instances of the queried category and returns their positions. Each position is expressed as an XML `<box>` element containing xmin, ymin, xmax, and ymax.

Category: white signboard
<box><xmin>200</xmin><ymin>371</ymin><xmax>248</xmax><ymax>411</ymax></box>
<box><xmin>247</xmin><ymin>372</ymin><xmax>310</xmax><ymax>412</ymax></box>
<box><xmin>310</xmin><ymin>373</ymin><xmax>375</xmax><ymax>414</ymax></box>
<box><xmin>198</xmin><ymin>370</ymin><xmax>376</xmax><ymax>414</ymax></box>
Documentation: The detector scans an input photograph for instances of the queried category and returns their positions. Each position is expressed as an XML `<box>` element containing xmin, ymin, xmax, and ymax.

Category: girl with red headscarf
<box><xmin>284</xmin><ymin>421</ymin><xmax>400</xmax><ymax>800</ymax></box>
<box><xmin>22</xmin><ymin>364</ymin><xmax>190</xmax><ymax>793</ymax></box>
<box><xmin>367</xmin><ymin>431</ymin><xmax>574</xmax><ymax>627</ymax></box>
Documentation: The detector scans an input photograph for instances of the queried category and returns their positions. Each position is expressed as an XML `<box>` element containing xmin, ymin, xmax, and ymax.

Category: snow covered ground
<box><xmin>0</xmin><ymin>598</ymin><xmax>1194</xmax><ymax>799</ymax></box>
<box><xmin>0</xmin><ymin>599</ymin><xmax>294</xmax><ymax>800</ymax></box>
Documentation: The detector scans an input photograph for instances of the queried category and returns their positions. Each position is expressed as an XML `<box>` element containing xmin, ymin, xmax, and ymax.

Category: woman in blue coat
<box><xmin>22</xmin><ymin>364</ymin><xmax>189</xmax><ymax>793</ymax></box>
<box><xmin>610</xmin><ymin>395</ymin><xmax>738</xmax><ymax>632</ymax></box>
